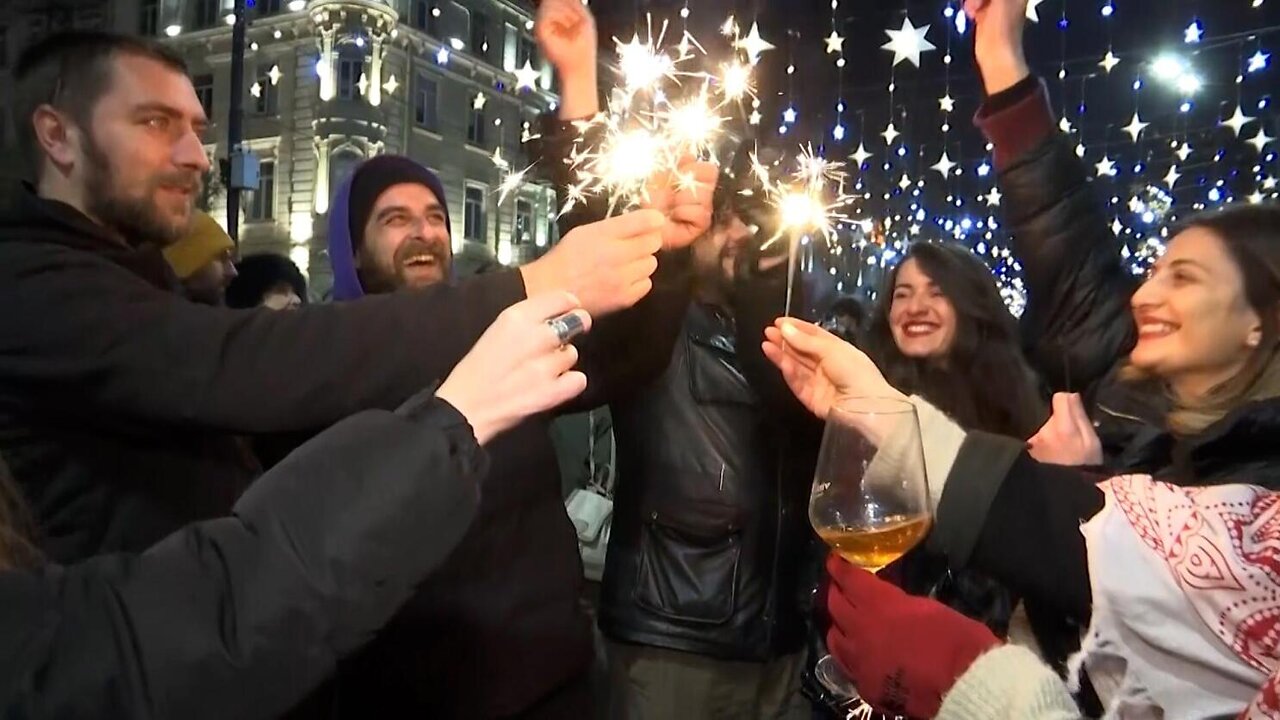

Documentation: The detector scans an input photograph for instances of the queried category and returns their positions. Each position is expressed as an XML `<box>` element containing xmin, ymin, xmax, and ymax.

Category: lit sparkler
<box><xmin>556</xmin><ymin>14</ymin><xmax>769</xmax><ymax>217</ymax></box>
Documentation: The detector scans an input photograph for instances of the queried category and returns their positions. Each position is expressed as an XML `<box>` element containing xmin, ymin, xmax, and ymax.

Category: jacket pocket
<box><xmin>633</xmin><ymin>497</ymin><xmax>743</xmax><ymax>625</ymax></box>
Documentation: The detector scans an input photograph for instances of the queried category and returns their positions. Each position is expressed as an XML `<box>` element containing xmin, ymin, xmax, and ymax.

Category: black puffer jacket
<box><xmin>599</xmin><ymin>265</ymin><xmax>821</xmax><ymax>661</ymax></box>
<box><xmin>981</xmin><ymin>78</ymin><xmax>1147</xmax><ymax>459</ymax></box>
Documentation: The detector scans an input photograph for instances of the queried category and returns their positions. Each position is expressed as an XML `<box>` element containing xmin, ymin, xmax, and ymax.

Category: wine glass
<box><xmin>809</xmin><ymin>396</ymin><xmax>932</xmax><ymax>706</ymax></box>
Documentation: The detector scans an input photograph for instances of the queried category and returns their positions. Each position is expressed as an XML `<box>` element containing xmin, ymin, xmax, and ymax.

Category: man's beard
<box><xmin>357</xmin><ymin>237</ymin><xmax>451</xmax><ymax>295</ymax></box>
<box><xmin>82</xmin><ymin>132</ymin><xmax>200</xmax><ymax>248</ymax></box>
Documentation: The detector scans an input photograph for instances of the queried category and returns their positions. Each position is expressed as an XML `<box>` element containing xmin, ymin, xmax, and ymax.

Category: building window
<box><xmin>138</xmin><ymin>0</ymin><xmax>158</xmax><ymax>36</ymax></box>
<box><xmin>456</xmin><ymin>4</ymin><xmax>470</xmax><ymax>50</ymax></box>
<box><xmin>251</xmin><ymin>66</ymin><xmax>279</xmax><ymax>115</ymax></box>
<box><xmin>470</xmin><ymin>10</ymin><xmax>489</xmax><ymax>59</ymax></box>
<box><xmin>463</xmin><ymin>184</ymin><xmax>486</xmax><ymax>242</ymax></box>
<box><xmin>248</xmin><ymin>160</ymin><xmax>275</xmax><ymax>221</ymax></box>
<box><xmin>515</xmin><ymin>199</ymin><xmax>533</xmax><ymax>245</ymax></box>
<box><xmin>412</xmin><ymin>0</ymin><xmax>439</xmax><ymax>35</ymax></box>
<box><xmin>255</xmin><ymin>0</ymin><xmax>282</xmax><ymax>17</ymax></box>
<box><xmin>337</xmin><ymin>56</ymin><xmax>362</xmax><ymax>100</ymax></box>
<box><xmin>193</xmin><ymin>73</ymin><xmax>214</xmax><ymax>117</ymax></box>
<box><xmin>194</xmin><ymin>0</ymin><xmax>221</xmax><ymax>29</ymax></box>
<box><xmin>467</xmin><ymin>106</ymin><xmax>486</xmax><ymax>146</ymax></box>
<box><xmin>414</xmin><ymin>74</ymin><xmax>438</xmax><ymax>131</ymax></box>
<box><xmin>518</xmin><ymin>34</ymin><xmax>535</xmax><ymax>68</ymax></box>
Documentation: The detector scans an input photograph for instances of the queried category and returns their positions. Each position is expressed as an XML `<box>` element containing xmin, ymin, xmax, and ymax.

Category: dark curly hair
<box><xmin>866</xmin><ymin>241</ymin><xmax>1046</xmax><ymax>438</ymax></box>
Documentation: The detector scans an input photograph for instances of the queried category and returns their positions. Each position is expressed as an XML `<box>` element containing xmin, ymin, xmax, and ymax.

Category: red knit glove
<box><xmin>825</xmin><ymin>553</ymin><xmax>1001</xmax><ymax>718</ymax></box>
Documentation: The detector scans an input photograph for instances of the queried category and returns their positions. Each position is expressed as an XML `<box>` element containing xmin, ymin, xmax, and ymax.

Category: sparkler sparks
<box><xmin>555</xmin><ymin>14</ymin><xmax>773</xmax><ymax>216</ymax></box>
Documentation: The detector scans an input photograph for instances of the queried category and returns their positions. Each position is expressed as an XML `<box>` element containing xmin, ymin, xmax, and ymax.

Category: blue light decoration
<box><xmin>977</xmin><ymin>161</ymin><xmax>992</xmax><ymax>177</ymax></box>
<box><xmin>1180</xmin><ymin>101</ymin><xmax>1193</xmax><ymax>113</ymax></box>
<box><xmin>1101</xmin><ymin>2</ymin><xmax>1114</xmax><ymax>17</ymax></box>
<box><xmin>1248</xmin><ymin>50</ymin><xmax>1271</xmax><ymax>73</ymax></box>
<box><xmin>1209</xmin><ymin>187</ymin><xmax>1223</xmax><ymax>202</ymax></box>
<box><xmin>833</xmin><ymin>124</ymin><xmax>846</xmax><ymax>141</ymax></box>
<box><xmin>436</xmin><ymin>47</ymin><xmax>450</xmax><ymax>64</ymax></box>
<box><xmin>1184</xmin><ymin>19</ymin><xmax>1204</xmax><ymax>44</ymax></box>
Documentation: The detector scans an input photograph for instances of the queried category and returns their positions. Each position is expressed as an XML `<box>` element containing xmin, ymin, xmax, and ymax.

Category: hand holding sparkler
<box><xmin>536</xmin><ymin>0</ymin><xmax>600</xmax><ymax>120</ymax></box>
<box><xmin>519</xmin><ymin>209</ymin><xmax>666</xmax><ymax>317</ymax></box>
<box><xmin>643</xmin><ymin>154</ymin><xmax>718</xmax><ymax>251</ymax></box>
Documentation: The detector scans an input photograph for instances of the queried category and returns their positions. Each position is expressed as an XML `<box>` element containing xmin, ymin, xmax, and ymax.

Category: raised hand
<box><xmin>438</xmin><ymin>292</ymin><xmax>591</xmax><ymax>445</ymax></box>
<box><xmin>1027</xmin><ymin>392</ymin><xmax>1103</xmax><ymax>466</ymax></box>
<box><xmin>643</xmin><ymin>155</ymin><xmax>718</xmax><ymax>251</ymax></box>
<box><xmin>964</xmin><ymin>0</ymin><xmax>1032</xmax><ymax>94</ymax></box>
<box><xmin>535</xmin><ymin>0</ymin><xmax>599</xmax><ymax>119</ymax></box>
<box><xmin>761</xmin><ymin>318</ymin><xmax>903</xmax><ymax>421</ymax></box>
<box><xmin>519</xmin><ymin>209</ymin><xmax>665</xmax><ymax>317</ymax></box>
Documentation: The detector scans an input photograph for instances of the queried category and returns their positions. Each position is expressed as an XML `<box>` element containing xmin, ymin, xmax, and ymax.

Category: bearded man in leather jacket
<box><xmin>598</xmin><ymin>146</ymin><xmax>822</xmax><ymax>720</ymax></box>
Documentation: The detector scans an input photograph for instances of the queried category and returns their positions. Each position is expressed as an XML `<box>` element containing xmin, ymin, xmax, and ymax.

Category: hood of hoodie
<box><xmin>326</xmin><ymin>157</ymin><xmax>453</xmax><ymax>301</ymax></box>
<box><xmin>0</xmin><ymin>180</ymin><xmax>180</xmax><ymax>292</ymax></box>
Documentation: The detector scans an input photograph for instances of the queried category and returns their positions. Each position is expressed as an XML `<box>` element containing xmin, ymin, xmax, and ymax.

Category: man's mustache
<box><xmin>395</xmin><ymin>239</ymin><xmax>448</xmax><ymax>266</ymax></box>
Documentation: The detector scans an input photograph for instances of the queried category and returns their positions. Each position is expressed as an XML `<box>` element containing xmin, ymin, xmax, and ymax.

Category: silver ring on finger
<box><xmin>547</xmin><ymin>312</ymin><xmax>585</xmax><ymax>347</ymax></box>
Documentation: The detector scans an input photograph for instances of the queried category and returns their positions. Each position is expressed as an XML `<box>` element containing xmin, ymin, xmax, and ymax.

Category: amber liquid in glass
<box><xmin>818</xmin><ymin>514</ymin><xmax>932</xmax><ymax>572</ymax></box>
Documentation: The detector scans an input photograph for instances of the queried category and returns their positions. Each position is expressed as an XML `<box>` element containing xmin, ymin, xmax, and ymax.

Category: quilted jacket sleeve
<box><xmin>977</xmin><ymin>79</ymin><xmax>1138</xmax><ymax>397</ymax></box>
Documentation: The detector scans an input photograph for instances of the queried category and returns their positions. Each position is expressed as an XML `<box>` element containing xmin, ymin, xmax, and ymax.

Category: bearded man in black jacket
<box><xmin>0</xmin><ymin>30</ymin><xmax>714</xmax><ymax>719</ymax></box>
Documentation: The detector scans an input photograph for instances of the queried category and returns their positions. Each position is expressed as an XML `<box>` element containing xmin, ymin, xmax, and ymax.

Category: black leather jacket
<box><xmin>599</xmin><ymin>274</ymin><xmax>822</xmax><ymax>661</ymax></box>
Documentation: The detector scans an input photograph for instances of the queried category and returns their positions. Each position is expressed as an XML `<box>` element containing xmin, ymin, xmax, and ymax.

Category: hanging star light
<box><xmin>938</xmin><ymin>94</ymin><xmax>956</xmax><ymax>113</ymax></box>
<box><xmin>735</xmin><ymin>22</ymin><xmax>775</xmax><ymax>64</ymax></box>
<box><xmin>748</xmin><ymin>109</ymin><xmax>762</xmax><ymax>125</ymax></box>
<box><xmin>1250</xmin><ymin>128</ymin><xmax>1275</xmax><ymax>153</ymax></box>
<box><xmin>1248</xmin><ymin>50</ymin><xmax>1271</xmax><ymax>73</ymax></box>
<box><xmin>1026</xmin><ymin>0</ymin><xmax>1045</xmax><ymax>22</ymax></box>
<box><xmin>898</xmin><ymin>174</ymin><xmax>913</xmax><ymax>190</ymax></box>
<box><xmin>1059</xmin><ymin>117</ymin><xmax>1074</xmax><ymax>134</ymax></box>
<box><xmin>1164</xmin><ymin>165</ymin><xmax>1182</xmax><ymax>188</ymax></box>
<box><xmin>491</xmin><ymin>146</ymin><xmax>509</xmax><ymax>169</ymax></box>
<box><xmin>1265</xmin><ymin>178</ymin><xmax>1278</xmax><ymax>190</ymax></box>
<box><xmin>881</xmin><ymin>122</ymin><xmax>900</xmax><ymax>145</ymax></box>
<box><xmin>514</xmin><ymin>60</ymin><xmax>541</xmax><ymax>90</ymax></box>
<box><xmin>472</xmin><ymin>92</ymin><xmax>487</xmax><ymax>110</ymax></box>
<box><xmin>355</xmin><ymin>74</ymin><xmax>369</xmax><ymax>96</ymax></box>
<box><xmin>383</xmin><ymin>74</ymin><xmax>399</xmax><ymax>95</ymax></box>
<box><xmin>1076</xmin><ymin>142</ymin><xmax>1087</xmax><ymax>158</ymax></box>
<box><xmin>930</xmin><ymin>151</ymin><xmax>957</xmax><ymax>177</ymax></box>
<box><xmin>1184</xmin><ymin>20</ymin><xmax>1203</xmax><ymax>44</ymax></box>
<box><xmin>782</xmin><ymin>106</ymin><xmax>798</xmax><ymax>124</ymax></box>
<box><xmin>1099</xmin><ymin>51</ymin><xmax>1121</xmax><ymax>74</ymax></box>
<box><xmin>824</xmin><ymin>31</ymin><xmax>844</xmax><ymax>55</ymax></box>
<box><xmin>1123</xmin><ymin>112</ymin><xmax>1150</xmax><ymax>142</ymax></box>
<box><xmin>250</xmin><ymin>81</ymin><xmax>262</xmax><ymax>98</ymax></box>
<box><xmin>1176</xmin><ymin>142</ymin><xmax>1193</xmax><ymax>161</ymax></box>
<box><xmin>882</xmin><ymin>18</ymin><xmax>936</xmax><ymax>68</ymax></box>
<box><xmin>268</xmin><ymin>64</ymin><xmax>282</xmax><ymax>85</ymax></box>
<box><xmin>1221</xmin><ymin>105</ymin><xmax>1256</xmax><ymax>137</ymax></box>
<box><xmin>850</xmin><ymin>143</ymin><xmax>873</xmax><ymax>167</ymax></box>
<box><xmin>1096</xmin><ymin>156</ymin><xmax>1118</xmax><ymax>177</ymax></box>
<box><xmin>985</xmin><ymin>187</ymin><xmax>1003</xmax><ymax>206</ymax></box>
<box><xmin>1111</xmin><ymin>218</ymin><xmax>1125</xmax><ymax>235</ymax></box>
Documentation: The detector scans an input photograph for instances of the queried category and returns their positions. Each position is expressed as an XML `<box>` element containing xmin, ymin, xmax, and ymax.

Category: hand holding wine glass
<box><xmin>807</xmin><ymin>395</ymin><xmax>932</xmax><ymax>705</ymax></box>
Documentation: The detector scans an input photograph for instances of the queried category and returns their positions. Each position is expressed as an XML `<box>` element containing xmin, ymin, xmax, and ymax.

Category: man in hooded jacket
<box><xmin>319</xmin><ymin>154</ymin><xmax>705</xmax><ymax>717</ymax></box>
